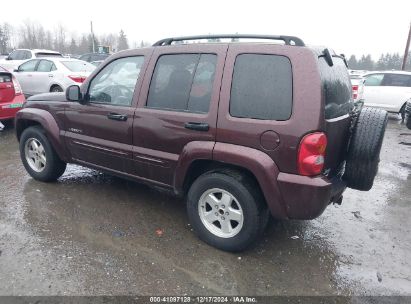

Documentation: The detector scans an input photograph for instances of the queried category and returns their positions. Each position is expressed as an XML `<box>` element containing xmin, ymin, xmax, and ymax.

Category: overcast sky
<box><xmin>1</xmin><ymin>0</ymin><xmax>410</xmax><ymax>59</ymax></box>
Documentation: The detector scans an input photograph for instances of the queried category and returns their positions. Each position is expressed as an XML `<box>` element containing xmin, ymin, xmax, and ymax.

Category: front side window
<box><xmin>364</xmin><ymin>74</ymin><xmax>384</xmax><ymax>86</ymax></box>
<box><xmin>230</xmin><ymin>54</ymin><xmax>292</xmax><ymax>120</ymax></box>
<box><xmin>146</xmin><ymin>54</ymin><xmax>217</xmax><ymax>113</ymax></box>
<box><xmin>18</xmin><ymin>60</ymin><xmax>39</xmax><ymax>72</ymax></box>
<box><xmin>8</xmin><ymin>51</ymin><xmax>18</xmax><ymax>60</ymax></box>
<box><xmin>382</xmin><ymin>74</ymin><xmax>411</xmax><ymax>87</ymax></box>
<box><xmin>88</xmin><ymin>56</ymin><xmax>144</xmax><ymax>106</ymax></box>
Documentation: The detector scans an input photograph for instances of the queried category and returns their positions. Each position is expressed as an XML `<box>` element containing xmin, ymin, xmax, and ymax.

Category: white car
<box><xmin>363</xmin><ymin>71</ymin><xmax>411</xmax><ymax>119</ymax></box>
<box><xmin>14</xmin><ymin>58</ymin><xmax>95</xmax><ymax>96</ymax></box>
<box><xmin>0</xmin><ymin>49</ymin><xmax>63</xmax><ymax>72</ymax></box>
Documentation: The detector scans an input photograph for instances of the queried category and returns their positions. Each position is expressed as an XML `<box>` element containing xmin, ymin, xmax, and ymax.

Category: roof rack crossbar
<box><xmin>153</xmin><ymin>34</ymin><xmax>305</xmax><ymax>47</ymax></box>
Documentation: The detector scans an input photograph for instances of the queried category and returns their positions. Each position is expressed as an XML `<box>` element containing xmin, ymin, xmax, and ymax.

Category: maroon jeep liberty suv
<box><xmin>15</xmin><ymin>35</ymin><xmax>388</xmax><ymax>251</ymax></box>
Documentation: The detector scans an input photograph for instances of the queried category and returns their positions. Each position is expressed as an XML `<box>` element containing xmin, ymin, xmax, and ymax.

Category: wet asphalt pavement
<box><xmin>0</xmin><ymin>117</ymin><xmax>410</xmax><ymax>297</ymax></box>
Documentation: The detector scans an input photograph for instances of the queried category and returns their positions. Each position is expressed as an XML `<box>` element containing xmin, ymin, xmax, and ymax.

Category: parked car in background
<box><xmin>14</xmin><ymin>58</ymin><xmax>95</xmax><ymax>96</ymax></box>
<box><xmin>90</xmin><ymin>60</ymin><xmax>104</xmax><ymax>67</ymax></box>
<box><xmin>0</xmin><ymin>66</ymin><xmax>25</xmax><ymax>123</ymax></box>
<box><xmin>15</xmin><ymin>34</ymin><xmax>388</xmax><ymax>252</ymax></box>
<box><xmin>363</xmin><ymin>71</ymin><xmax>411</xmax><ymax>119</ymax></box>
<box><xmin>79</xmin><ymin>53</ymin><xmax>110</xmax><ymax>63</ymax></box>
<box><xmin>0</xmin><ymin>49</ymin><xmax>63</xmax><ymax>72</ymax></box>
<box><xmin>350</xmin><ymin>74</ymin><xmax>365</xmax><ymax>103</ymax></box>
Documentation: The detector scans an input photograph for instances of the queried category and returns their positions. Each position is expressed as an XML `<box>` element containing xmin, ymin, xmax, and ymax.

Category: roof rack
<box><xmin>153</xmin><ymin>34</ymin><xmax>305</xmax><ymax>47</ymax></box>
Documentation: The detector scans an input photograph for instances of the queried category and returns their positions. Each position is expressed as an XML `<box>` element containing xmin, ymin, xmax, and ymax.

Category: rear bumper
<box><xmin>277</xmin><ymin>172</ymin><xmax>346</xmax><ymax>220</ymax></box>
<box><xmin>0</xmin><ymin>95</ymin><xmax>25</xmax><ymax>120</ymax></box>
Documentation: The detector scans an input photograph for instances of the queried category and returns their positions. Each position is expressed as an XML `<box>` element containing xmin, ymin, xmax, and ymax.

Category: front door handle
<box><xmin>184</xmin><ymin>122</ymin><xmax>209</xmax><ymax>131</ymax></box>
<box><xmin>107</xmin><ymin>113</ymin><xmax>128</xmax><ymax>121</ymax></box>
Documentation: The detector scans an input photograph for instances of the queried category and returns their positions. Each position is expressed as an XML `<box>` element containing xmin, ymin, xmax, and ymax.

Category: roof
<box><xmin>32</xmin><ymin>49</ymin><xmax>61</xmax><ymax>54</ymax></box>
<box><xmin>153</xmin><ymin>34</ymin><xmax>305</xmax><ymax>47</ymax></box>
<box><xmin>364</xmin><ymin>70</ymin><xmax>411</xmax><ymax>76</ymax></box>
<box><xmin>12</xmin><ymin>49</ymin><xmax>61</xmax><ymax>54</ymax></box>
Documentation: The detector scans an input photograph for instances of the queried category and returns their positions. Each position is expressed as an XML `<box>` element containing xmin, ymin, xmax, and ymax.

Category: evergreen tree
<box><xmin>347</xmin><ymin>55</ymin><xmax>358</xmax><ymax>69</ymax></box>
<box><xmin>358</xmin><ymin>54</ymin><xmax>374</xmax><ymax>70</ymax></box>
<box><xmin>117</xmin><ymin>30</ymin><xmax>129</xmax><ymax>51</ymax></box>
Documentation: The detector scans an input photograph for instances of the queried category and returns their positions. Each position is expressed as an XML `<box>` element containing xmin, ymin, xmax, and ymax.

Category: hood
<box><xmin>27</xmin><ymin>92</ymin><xmax>67</xmax><ymax>102</ymax></box>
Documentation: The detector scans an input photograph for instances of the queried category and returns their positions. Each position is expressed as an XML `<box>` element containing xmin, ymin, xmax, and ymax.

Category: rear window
<box><xmin>35</xmin><ymin>52</ymin><xmax>63</xmax><ymax>58</ymax></box>
<box><xmin>61</xmin><ymin>61</ymin><xmax>95</xmax><ymax>72</ymax></box>
<box><xmin>318</xmin><ymin>57</ymin><xmax>353</xmax><ymax>119</ymax></box>
<box><xmin>230</xmin><ymin>54</ymin><xmax>292</xmax><ymax>121</ymax></box>
<box><xmin>0</xmin><ymin>74</ymin><xmax>11</xmax><ymax>83</ymax></box>
<box><xmin>91</xmin><ymin>54</ymin><xmax>109</xmax><ymax>61</ymax></box>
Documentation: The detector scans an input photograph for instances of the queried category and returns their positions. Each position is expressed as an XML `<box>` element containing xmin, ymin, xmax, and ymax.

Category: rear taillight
<box><xmin>12</xmin><ymin>75</ymin><xmax>22</xmax><ymax>95</ymax></box>
<box><xmin>352</xmin><ymin>85</ymin><xmax>358</xmax><ymax>100</ymax></box>
<box><xmin>68</xmin><ymin>75</ymin><xmax>86</xmax><ymax>83</ymax></box>
<box><xmin>298</xmin><ymin>132</ymin><xmax>327</xmax><ymax>176</ymax></box>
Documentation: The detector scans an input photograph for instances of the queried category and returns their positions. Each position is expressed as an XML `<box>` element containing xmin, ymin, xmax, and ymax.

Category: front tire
<box><xmin>20</xmin><ymin>126</ymin><xmax>66</xmax><ymax>182</ymax></box>
<box><xmin>187</xmin><ymin>170</ymin><xmax>268</xmax><ymax>252</ymax></box>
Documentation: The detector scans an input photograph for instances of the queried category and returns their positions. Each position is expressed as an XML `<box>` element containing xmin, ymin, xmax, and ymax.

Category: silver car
<box><xmin>14</xmin><ymin>58</ymin><xmax>95</xmax><ymax>96</ymax></box>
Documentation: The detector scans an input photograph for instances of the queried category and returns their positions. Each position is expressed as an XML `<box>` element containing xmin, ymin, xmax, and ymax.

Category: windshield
<box><xmin>61</xmin><ymin>61</ymin><xmax>96</xmax><ymax>72</ymax></box>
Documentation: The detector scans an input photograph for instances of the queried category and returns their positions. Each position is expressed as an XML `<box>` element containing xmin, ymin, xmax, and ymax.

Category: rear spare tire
<box><xmin>344</xmin><ymin>107</ymin><xmax>388</xmax><ymax>191</ymax></box>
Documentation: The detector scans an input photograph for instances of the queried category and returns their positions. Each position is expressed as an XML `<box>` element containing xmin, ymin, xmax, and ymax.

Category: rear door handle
<box><xmin>184</xmin><ymin>122</ymin><xmax>209</xmax><ymax>131</ymax></box>
<box><xmin>107</xmin><ymin>113</ymin><xmax>128</xmax><ymax>121</ymax></box>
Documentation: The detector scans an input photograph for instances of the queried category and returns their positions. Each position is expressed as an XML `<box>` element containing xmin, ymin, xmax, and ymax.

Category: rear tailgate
<box><xmin>0</xmin><ymin>72</ymin><xmax>15</xmax><ymax>103</ymax></box>
<box><xmin>318</xmin><ymin>54</ymin><xmax>353</xmax><ymax>176</ymax></box>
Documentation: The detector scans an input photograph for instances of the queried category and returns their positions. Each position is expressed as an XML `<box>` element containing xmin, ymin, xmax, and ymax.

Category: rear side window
<box><xmin>382</xmin><ymin>74</ymin><xmax>411</xmax><ymax>87</ymax></box>
<box><xmin>146</xmin><ymin>54</ymin><xmax>217</xmax><ymax>113</ymax></box>
<box><xmin>229</xmin><ymin>54</ymin><xmax>292</xmax><ymax>120</ymax></box>
<box><xmin>318</xmin><ymin>57</ymin><xmax>353</xmax><ymax>119</ymax></box>
<box><xmin>37</xmin><ymin>60</ymin><xmax>54</xmax><ymax>72</ymax></box>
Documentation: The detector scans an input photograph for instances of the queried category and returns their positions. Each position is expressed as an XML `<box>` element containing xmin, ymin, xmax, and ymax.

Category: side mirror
<box><xmin>13</xmin><ymin>69</ymin><xmax>19</xmax><ymax>72</ymax></box>
<box><xmin>66</xmin><ymin>85</ymin><xmax>84</xmax><ymax>103</ymax></box>
<box><xmin>5</xmin><ymin>56</ymin><xmax>11</xmax><ymax>61</ymax></box>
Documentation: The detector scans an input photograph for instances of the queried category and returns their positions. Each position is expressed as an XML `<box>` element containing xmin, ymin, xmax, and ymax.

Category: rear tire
<box><xmin>406</xmin><ymin>114</ymin><xmax>411</xmax><ymax>130</ymax></box>
<box><xmin>187</xmin><ymin>170</ymin><xmax>268</xmax><ymax>252</ymax></box>
<box><xmin>20</xmin><ymin>126</ymin><xmax>66</xmax><ymax>182</ymax></box>
<box><xmin>400</xmin><ymin>104</ymin><xmax>406</xmax><ymax>121</ymax></box>
<box><xmin>50</xmin><ymin>85</ymin><xmax>63</xmax><ymax>93</ymax></box>
<box><xmin>344</xmin><ymin>107</ymin><xmax>388</xmax><ymax>191</ymax></box>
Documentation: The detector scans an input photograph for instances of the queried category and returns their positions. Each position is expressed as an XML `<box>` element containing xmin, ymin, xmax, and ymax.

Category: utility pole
<box><xmin>401</xmin><ymin>22</ymin><xmax>411</xmax><ymax>70</ymax></box>
<box><xmin>90</xmin><ymin>21</ymin><xmax>95</xmax><ymax>53</ymax></box>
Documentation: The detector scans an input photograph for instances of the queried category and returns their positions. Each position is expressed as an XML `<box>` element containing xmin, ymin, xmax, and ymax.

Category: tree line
<box><xmin>0</xmin><ymin>21</ymin><xmax>151</xmax><ymax>55</ymax></box>
<box><xmin>347</xmin><ymin>53</ymin><xmax>410</xmax><ymax>71</ymax></box>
